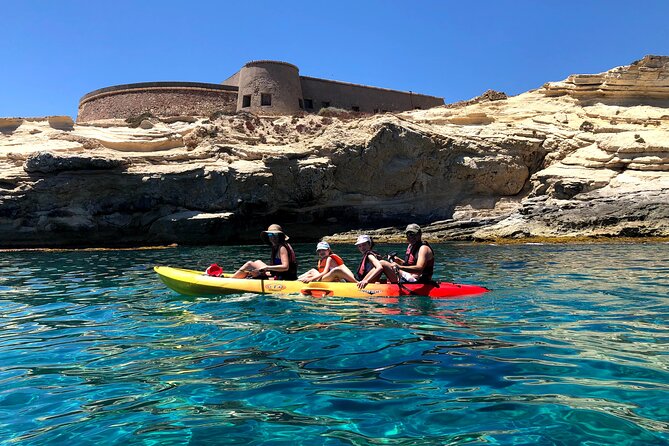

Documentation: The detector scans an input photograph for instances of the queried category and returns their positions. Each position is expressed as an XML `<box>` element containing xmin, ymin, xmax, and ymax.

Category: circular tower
<box><xmin>236</xmin><ymin>61</ymin><xmax>302</xmax><ymax>115</ymax></box>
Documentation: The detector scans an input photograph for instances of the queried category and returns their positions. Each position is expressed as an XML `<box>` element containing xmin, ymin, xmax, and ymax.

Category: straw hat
<box><xmin>260</xmin><ymin>224</ymin><xmax>289</xmax><ymax>244</ymax></box>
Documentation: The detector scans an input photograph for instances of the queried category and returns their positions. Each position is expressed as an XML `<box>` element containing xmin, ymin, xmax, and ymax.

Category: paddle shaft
<box><xmin>394</xmin><ymin>265</ymin><xmax>420</xmax><ymax>296</ymax></box>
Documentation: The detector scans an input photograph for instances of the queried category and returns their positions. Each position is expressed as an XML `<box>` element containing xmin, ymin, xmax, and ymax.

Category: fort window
<box><xmin>304</xmin><ymin>99</ymin><xmax>314</xmax><ymax>109</ymax></box>
<box><xmin>299</xmin><ymin>99</ymin><xmax>304</xmax><ymax>109</ymax></box>
<box><xmin>321</xmin><ymin>101</ymin><xmax>330</xmax><ymax>108</ymax></box>
<box><xmin>261</xmin><ymin>93</ymin><xmax>271</xmax><ymax>106</ymax></box>
<box><xmin>242</xmin><ymin>95</ymin><xmax>251</xmax><ymax>107</ymax></box>
<box><xmin>351</xmin><ymin>106</ymin><xmax>360</xmax><ymax>112</ymax></box>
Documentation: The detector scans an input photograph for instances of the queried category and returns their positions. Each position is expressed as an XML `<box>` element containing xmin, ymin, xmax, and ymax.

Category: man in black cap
<box><xmin>384</xmin><ymin>223</ymin><xmax>435</xmax><ymax>283</ymax></box>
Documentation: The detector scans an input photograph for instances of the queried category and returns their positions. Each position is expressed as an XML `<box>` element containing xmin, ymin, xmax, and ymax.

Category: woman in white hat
<box><xmin>231</xmin><ymin>224</ymin><xmax>298</xmax><ymax>280</ymax></box>
<box><xmin>321</xmin><ymin>235</ymin><xmax>390</xmax><ymax>289</ymax></box>
<box><xmin>297</xmin><ymin>241</ymin><xmax>345</xmax><ymax>283</ymax></box>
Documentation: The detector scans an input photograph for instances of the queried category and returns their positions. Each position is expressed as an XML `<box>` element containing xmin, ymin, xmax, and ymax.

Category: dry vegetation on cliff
<box><xmin>1</xmin><ymin>56</ymin><xmax>668</xmax><ymax>247</ymax></box>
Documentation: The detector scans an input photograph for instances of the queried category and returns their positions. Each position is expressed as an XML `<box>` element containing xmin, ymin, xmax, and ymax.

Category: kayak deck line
<box><xmin>154</xmin><ymin>266</ymin><xmax>490</xmax><ymax>299</ymax></box>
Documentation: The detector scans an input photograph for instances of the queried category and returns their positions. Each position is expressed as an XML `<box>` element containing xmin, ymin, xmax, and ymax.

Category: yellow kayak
<box><xmin>154</xmin><ymin>266</ymin><xmax>489</xmax><ymax>299</ymax></box>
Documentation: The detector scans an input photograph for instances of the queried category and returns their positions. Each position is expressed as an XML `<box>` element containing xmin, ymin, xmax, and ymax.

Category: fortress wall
<box><xmin>77</xmin><ymin>63</ymin><xmax>445</xmax><ymax>122</ymax></box>
<box><xmin>299</xmin><ymin>77</ymin><xmax>444</xmax><ymax>113</ymax></box>
<box><xmin>77</xmin><ymin>83</ymin><xmax>238</xmax><ymax>122</ymax></box>
<box><xmin>237</xmin><ymin>61</ymin><xmax>302</xmax><ymax>115</ymax></box>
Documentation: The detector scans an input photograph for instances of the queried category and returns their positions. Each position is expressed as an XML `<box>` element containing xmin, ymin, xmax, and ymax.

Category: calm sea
<box><xmin>0</xmin><ymin>243</ymin><xmax>667</xmax><ymax>445</ymax></box>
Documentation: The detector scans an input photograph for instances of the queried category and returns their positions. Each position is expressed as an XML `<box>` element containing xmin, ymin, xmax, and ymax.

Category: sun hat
<box><xmin>355</xmin><ymin>235</ymin><xmax>372</xmax><ymax>246</ymax></box>
<box><xmin>405</xmin><ymin>223</ymin><xmax>421</xmax><ymax>234</ymax></box>
<box><xmin>205</xmin><ymin>263</ymin><xmax>224</xmax><ymax>277</ymax></box>
<box><xmin>260</xmin><ymin>224</ymin><xmax>289</xmax><ymax>244</ymax></box>
<box><xmin>316</xmin><ymin>241</ymin><xmax>330</xmax><ymax>251</ymax></box>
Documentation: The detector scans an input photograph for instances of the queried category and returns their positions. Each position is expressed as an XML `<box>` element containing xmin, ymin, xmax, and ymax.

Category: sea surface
<box><xmin>0</xmin><ymin>242</ymin><xmax>667</xmax><ymax>445</ymax></box>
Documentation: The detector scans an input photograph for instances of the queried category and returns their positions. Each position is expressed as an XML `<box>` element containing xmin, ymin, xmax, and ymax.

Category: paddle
<box><xmin>385</xmin><ymin>252</ymin><xmax>417</xmax><ymax>296</ymax></box>
<box><xmin>393</xmin><ymin>265</ymin><xmax>421</xmax><ymax>296</ymax></box>
<box><xmin>248</xmin><ymin>267</ymin><xmax>268</xmax><ymax>294</ymax></box>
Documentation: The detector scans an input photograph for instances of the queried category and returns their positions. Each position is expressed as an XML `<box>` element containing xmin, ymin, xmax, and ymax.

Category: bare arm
<box><xmin>260</xmin><ymin>246</ymin><xmax>289</xmax><ymax>273</ymax></box>
<box><xmin>397</xmin><ymin>245</ymin><xmax>432</xmax><ymax>274</ymax></box>
<box><xmin>358</xmin><ymin>255</ymin><xmax>383</xmax><ymax>289</ymax></box>
<box><xmin>310</xmin><ymin>257</ymin><xmax>337</xmax><ymax>282</ymax></box>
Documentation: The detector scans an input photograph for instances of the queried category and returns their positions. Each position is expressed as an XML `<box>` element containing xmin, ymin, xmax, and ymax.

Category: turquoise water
<box><xmin>0</xmin><ymin>243</ymin><xmax>667</xmax><ymax>445</ymax></box>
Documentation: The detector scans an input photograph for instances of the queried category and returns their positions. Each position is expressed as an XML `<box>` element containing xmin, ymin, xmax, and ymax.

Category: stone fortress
<box><xmin>77</xmin><ymin>60</ymin><xmax>445</xmax><ymax>122</ymax></box>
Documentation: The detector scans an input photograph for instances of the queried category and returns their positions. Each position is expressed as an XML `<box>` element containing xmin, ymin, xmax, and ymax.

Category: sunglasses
<box><xmin>406</xmin><ymin>231</ymin><xmax>418</xmax><ymax>236</ymax></box>
<box><xmin>267</xmin><ymin>233</ymin><xmax>279</xmax><ymax>237</ymax></box>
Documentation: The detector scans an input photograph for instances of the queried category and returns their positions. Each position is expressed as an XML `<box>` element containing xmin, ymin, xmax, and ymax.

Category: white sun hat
<box><xmin>355</xmin><ymin>235</ymin><xmax>372</xmax><ymax>246</ymax></box>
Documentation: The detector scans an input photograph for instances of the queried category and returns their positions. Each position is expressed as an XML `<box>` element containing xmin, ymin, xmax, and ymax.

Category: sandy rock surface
<box><xmin>1</xmin><ymin>56</ymin><xmax>668</xmax><ymax>247</ymax></box>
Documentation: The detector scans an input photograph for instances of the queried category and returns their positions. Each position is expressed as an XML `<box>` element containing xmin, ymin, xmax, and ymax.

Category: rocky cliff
<box><xmin>1</xmin><ymin>56</ymin><xmax>668</xmax><ymax>247</ymax></box>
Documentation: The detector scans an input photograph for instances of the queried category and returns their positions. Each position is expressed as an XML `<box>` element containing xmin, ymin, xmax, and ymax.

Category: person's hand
<box><xmin>357</xmin><ymin>280</ymin><xmax>368</xmax><ymax>289</ymax></box>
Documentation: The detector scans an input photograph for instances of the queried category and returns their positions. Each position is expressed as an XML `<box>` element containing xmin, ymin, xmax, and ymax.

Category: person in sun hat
<box><xmin>384</xmin><ymin>223</ymin><xmax>435</xmax><ymax>283</ymax></box>
<box><xmin>298</xmin><ymin>240</ymin><xmax>346</xmax><ymax>283</ymax></box>
<box><xmin>231</xmin><ymin>224</ymin><xmax>298</xmax><ymax>280</ymax></box>
<box><xmin>320</xmin><ymin>234</ymin><xmax>393</xmax><ymax>289</ymax></box>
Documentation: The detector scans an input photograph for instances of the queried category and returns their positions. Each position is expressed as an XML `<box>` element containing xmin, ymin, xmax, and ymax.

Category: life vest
<box><xmin>270</xmin><ymin>242</ymin><xmax>298</xmax><ymax>280</ymax></box>
<box><xmin>317</xmin><ymin>253</ymin><xmax>344</xmax><ymax>273</ymax></box>
<box><xmin>355</xmin><ymin>250</ymin><xmax>381</xmax><ymax>281</ymax></box>
<box><xmin>404</xmin><ymin>241</ymin><xmax>434</xmax><ymax>283</ymax></box>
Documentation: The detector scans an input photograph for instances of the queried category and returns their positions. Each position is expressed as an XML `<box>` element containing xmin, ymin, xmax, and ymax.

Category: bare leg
<box><xmin>320</xmin><ymin>265</ymin><xmax>357</xmax><ymax>283</ymax></box>
<box><xmin>379</xmin><ymin>260</ymin><xmax>399</xmax><ymax>283</ymax></box>
<box><xmin>298</xmin><ymin>268</ymin><xmax>320</xmax><ymax>283</ymax></box>
<box><xmin>231</xmin><ymin>260</ymin><xmax>268</xmax><ymax>279</ymax></box>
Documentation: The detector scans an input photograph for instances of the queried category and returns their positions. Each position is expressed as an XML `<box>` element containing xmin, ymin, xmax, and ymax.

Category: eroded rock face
<box><xmin>24</xmin><ymin>151</ymin><xmax>129</xmax><ymax>173</ymax></box>
<box><xmin>1</xmin><ymin>56</ymin><xmax>668</xmax><ymax>247</ymax></box>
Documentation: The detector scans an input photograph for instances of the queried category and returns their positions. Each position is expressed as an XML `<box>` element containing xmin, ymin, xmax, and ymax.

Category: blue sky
<box><xmin>2</xmin><ymin>0</ymin><xmax>669</xmax><ymax>119</ymax></box>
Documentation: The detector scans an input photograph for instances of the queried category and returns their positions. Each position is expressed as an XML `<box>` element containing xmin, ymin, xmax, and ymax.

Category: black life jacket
<box><xmin>270</xmin><ymin>242</ymin><xmax>298</xmax><ymax>280</ymax></box>
<box><xmin>404</xmin><ymin>241</ymin><xmax>434</xmax><ymax>283</ymax></box>
<box><xmin>355</xmin><ymin>250</ymin><xmax>381</xmax><ymax>281</ymax></box>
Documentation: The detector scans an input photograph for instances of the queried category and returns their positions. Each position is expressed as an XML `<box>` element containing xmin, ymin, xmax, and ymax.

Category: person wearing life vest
<box><xmin>298</xmin><ymin>241</ymin><xmax>345</xmax><ymax>283</ymax></box>
<box><xmin>321</xmin><ymin>235</ymin><xmax>391</xmax><ymax>289</ymax></box>
<box><xmin>385</xmin><ymin>223</ymin><xmax>435</xmax><ymax>283</ymax></box>
<box><xmin>231</xmin><ymin>224</ymin><xmax>298</xmax><ymax>280</ymax></box>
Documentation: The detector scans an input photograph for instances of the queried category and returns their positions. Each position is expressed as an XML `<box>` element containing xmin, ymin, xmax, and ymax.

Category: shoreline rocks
<box><xmin>1</xmin><ymin>56</ymin><xmax>668</xmax><ymax>247</ymax></box>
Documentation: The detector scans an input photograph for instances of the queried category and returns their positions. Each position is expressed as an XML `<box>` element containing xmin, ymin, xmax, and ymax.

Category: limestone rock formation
<box><xmin>1</xmin><ymin>56</ymin><xmax>668</xmax><ymax>247</ymax></box>
<box><xmin>543</xmin><ymin>55</ymin><xmax>669</xmax><ymax>106</ymax></box>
